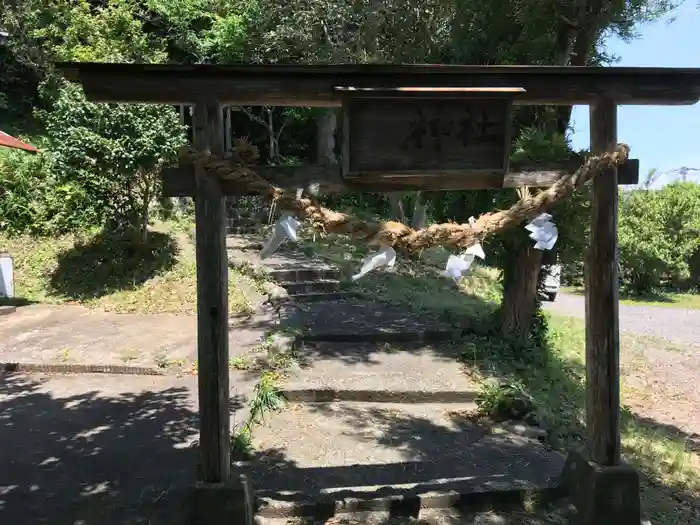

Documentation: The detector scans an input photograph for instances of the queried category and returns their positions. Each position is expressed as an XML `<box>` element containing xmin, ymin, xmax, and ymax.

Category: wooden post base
<box><xmin>560</xmin><ymin>451</ymin><xmax>641</xmax><ymax>525</ymax></box>
<box><xmin>189</xmin><ymin>476</ymin><xmax>254</xmax><ymax>525</ymax></box>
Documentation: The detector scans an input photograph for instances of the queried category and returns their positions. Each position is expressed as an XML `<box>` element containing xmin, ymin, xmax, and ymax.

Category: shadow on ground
<box><xmin>0</xmin><ymin>296</ymin><xmax>38</xmax><ymax>307</ymax></box>
<box><xmin>622</xmin><ymin>410</ymin><xmax>700</xmax><ymax>524</ymax></box>
<box><xmin>448</xmin><ymin>328</ymin><xmax>700</xmax><ymax>524</ymax></box>
<box><xmin>281</xmin><ymin>234</ymin><xmax>502</xmax><ymax>323</ymax></box>
<box><xmin>0</xmin><ymin>373</ymin><xmax>198</xmax><ymax>525</ymax></box>
<box><xmin>243</xmin><ymin>403</ymin><xmax>563</xmax><ymax>497</ymax></box>
<box><xmin>48</xmin><ymin>229</ymin><xmax>177</xmax><ymax>301</ymax></box>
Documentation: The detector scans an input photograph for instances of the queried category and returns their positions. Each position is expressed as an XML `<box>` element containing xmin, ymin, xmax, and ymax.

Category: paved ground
<box><xmin>241</xmin><ymin>340</ymin><xmax>564</xmax><ymax>514</ymax></box>
<box><xmin>0</xmin><ymin>372</ymin><xmax>202</xmax><ymax>525</ymax></box>
<box><xmin>544</xmin><ymin>292</ymin><xmax>700</xmax><ymax>347</ymax></box>
<box><xmin>0</xmin><ymin>304</ymin><xmax>276</xmax><ymax>371</ymax></box>
<box><xmin>260</xmin><ymin>507</ymin><xmax>575</xmax><ymax>524</ymax></box>
<box><xmin>281</xmin><ymin>299</ymin><xmax>459</xmax><ymax>340</ymax></box>
<box><xmin>246</xmin><ymin>400</ymin><xmax>564</xmax><ymax>499</ymax></box>
<box><xmin>3</xmin><ymin>285</ymin><xmax>697</xmax><ymax>524</ymax></box>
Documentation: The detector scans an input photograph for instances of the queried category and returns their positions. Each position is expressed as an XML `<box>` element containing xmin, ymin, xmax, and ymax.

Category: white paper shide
<box><xmin>525</xmin><ymin>213</ymin><xmax>558</xmax><ymax>251</ymax></box>
<box><xmin>440</xmin><ymin>216</ymin><xmax>486</xmax><ymax>283</ymax></box>
<box><xmin>441</xmin><ymin>242</ymin><xmax>486</xmax><ymax>282</ymax></box>
<box><xmin>260</xmin><ymin>212</ymin><xmax>300</xmax><ymax>259</ymax></box>
<box><xmin>351</xmin><ymin>244</ymin><xmax>397</xmax><ymax>281</ymax></box>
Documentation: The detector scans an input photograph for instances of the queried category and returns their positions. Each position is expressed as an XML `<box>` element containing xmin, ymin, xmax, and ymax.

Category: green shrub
<box><xmin>0</xmin><ymin>147</ymin><xmax>101</xmax><ymax>235</ymax></box>
<box><xmin>619</xmin><ymin>182</ymin><xmax>700</xmax><ymax>293</ymax></box>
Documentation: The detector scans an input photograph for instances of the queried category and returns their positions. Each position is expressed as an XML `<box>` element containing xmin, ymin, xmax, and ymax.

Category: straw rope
<box><xmin>180</xmin><ymin>138</ymin><xmax>630</xmax><ymax>255</ymax></box>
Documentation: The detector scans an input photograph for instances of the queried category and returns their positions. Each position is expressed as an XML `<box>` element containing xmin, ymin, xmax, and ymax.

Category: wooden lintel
<box><xmin>333</xmin><ymin>86</ymin><xmax>526</xmax><ymax>99</ymax></box>
<box><xmin>161</xmin><ymin>158</ymin><xmax>639</xmax><ymax>197</ymax></box>
<box><xmin>57</xmin><ymin>62</ymin><xmax>700</xmax><ymax>106</ymax></box>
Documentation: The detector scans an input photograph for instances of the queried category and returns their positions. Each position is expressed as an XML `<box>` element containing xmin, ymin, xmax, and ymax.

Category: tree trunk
<box><xmin>501</xmin><ymin>242</ymin><xmax>544</xmax><ymax>341</ymax></box>
<box><xmin>389</xmin><ymin>194</ymin><xmax>408</xmax><ymax>222</ymax></box>
<box><xmin>266</xmin><ymin>107</ymin><xmax>277</xmax><ymax>162</ymax></box>
<box><xmin>498</xmin><ymin>18</ymin><xmax>591</xmax><ymax>338</ymax></box>
<box><xmin>316</xmin><ymin>109</ymin><xmax>337</xmax><ymax>166</ymax></box>
<box><xmin>411</xmin><ymin>192</ymin><xmax>428</xmax><ymax>229</ymax></box>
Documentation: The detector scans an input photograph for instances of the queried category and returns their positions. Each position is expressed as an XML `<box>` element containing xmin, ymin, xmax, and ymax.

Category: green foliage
<box><xmin>0</xmin><ymin>148</ymin><xmax>71</xmax><ymax>235</ymax></box>
<box><xmin>33</xmin><ymin>0</ymin><xmax>168</xmax><ymax>63</ymax></box>
<box><xmin>242</xmin><ymin>0</ymin><xmax>453</xmax><ymax>64</ymax></box>
<box><xmin>42</xmin><ymin>82</ymin><xmax>185</xmax><ymax>232</ymax></box>
<box><xmin>0</xmin><ymin>0</ymin><xmax>684</xmax><ymax>294</ymax></box>
<box><xmin>0</xmin><ymin>82</ymin><xmax>186</xmax><ymax>237</ymax></box>
<box><xmin>460</xmin><ymin>321</ymin><xmax>584</xmax><ymax>440</ymax></box>
<box><xmin>476</xmin><ymin>378</ymin><xmax>538</xmax><ymax>424</ymax></box>
<box><xmin>1</xmin><ymin>0</ymin><xmax>186</xmax><ymax>236</ymax></box>
<box><xmin>0</xmin><ymin>46</ymin><xmax>46</xmax><ymax>130</ymax></box>
<box><xmin>619</xmin><ymin>182</ymin><xmax>700</xmax><ymax>293</ymax></box>
<box><xmin>231</xmin><ymin>371</ymin><xmax>286</xmax><ymax>460</ymax></box>
<box><xmin>510</xmin><ymin>127</ymin><xmax>573</xmax><ymax>165</ymax></box>
<box><xmin>142</xmin><ymin>0</ymin><xmax>251</xmax><ymax>62</ymax></box>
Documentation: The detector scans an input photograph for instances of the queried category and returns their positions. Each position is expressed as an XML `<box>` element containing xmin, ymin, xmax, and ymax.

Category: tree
<box><xmin>442</xmin><ymin>0</ymin><xmax>679</xmax><ymax>341</ymax></box>
<box><xmin>1</xmin><ymin>0</ymin><xmax>186</xmax><ymax>239</ymax></box>
<box><xmin>619</xmin><ymin>182</ymin><xmax>700</xmax><ymax>293</ymax></box>
<box><xmin>42</xmin><ymin>82</ymin><xmax>185</xmax><ymax>241</ymax></box>
<box><xmin>241</xmin><ymin>0</ymin><xmax>456</xmax><ymax>221</ymax></box>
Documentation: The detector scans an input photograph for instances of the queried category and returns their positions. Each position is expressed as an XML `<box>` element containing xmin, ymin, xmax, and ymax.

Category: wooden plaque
<box><xmin>342</xmin><ymin>96</ymin><xmax>512</xmax><ymax>180</ymax></box>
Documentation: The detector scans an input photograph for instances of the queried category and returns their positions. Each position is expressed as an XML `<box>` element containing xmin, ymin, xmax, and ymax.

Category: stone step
<box><xmin>279</xmin><ymin>280</ymin><xmax>341</xmax><ymax>295</ymax></box>
<box><xmin>288</xmin><ymin>291</ymin><xmax>360</xmax><ymax>303</ymax></box>
<box><xmin>238</xmin><ymin>401</ymin><xmax>566</xmax><ymax>519</ymax></box>
<box><xmin>255</xmin><ymin>504</ymin><xmax>577</xmax><ymax>524</ymax></box>
<box><xmin>280</xmin><ymin>299</ymin><xmax>458</xmax><ymax>342</ymax></box>
<box><xmin>267</xmin><ymin>266</ymin><xmax>340</xmax><ymax>283</ymax></box>
<box><xmin>226</xmin><ymin>216</ymin><xmax>262</xmax><ymax>225</ymax></box>
<box><xmin>281</xmin><ymin>341</ymin><xmax>479</xmax><ymax>403</ymax></box>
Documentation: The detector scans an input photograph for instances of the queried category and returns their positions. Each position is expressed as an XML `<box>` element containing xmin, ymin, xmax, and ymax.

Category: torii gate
<box><xmin>57</xmin><ymin>62</ymin><xmax>700</xmax><ymax>525</ymax></box>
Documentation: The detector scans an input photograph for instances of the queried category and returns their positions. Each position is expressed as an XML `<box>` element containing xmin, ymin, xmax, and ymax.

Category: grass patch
<box><xmin>563</xmin><ymin>286</ymin><xmax>700</xmax><ymax>310</ymax></box>
<box><xmin>464</xmin><ymin>314</ymin><xmax>700</xmax><ymax>524</ymax></box>
<box><xmin>289</xmin><ymin>231</ymin><xmax>502</xmax><ymax>322</ymax></box>
<box><xmin>0</xmin><ymin>221</ymin><xmax>263</xmax><ymax>315</ymax></box>
<box><xmin>231</xmin><ymin>370</ymin><xmax>286</xmax><ymax>461</ymax></box>
<box><xmin>229</xmin><ymin>356</ymin><xmax>252</xmax><ymax>370</ymax></box>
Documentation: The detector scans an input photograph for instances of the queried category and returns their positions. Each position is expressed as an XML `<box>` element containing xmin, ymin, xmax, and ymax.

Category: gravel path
<box><xmin>544</xmin><ymin>293</ymin><xmax>700</xmax><ymax>347</ymax></box>
<box><xmin>546</xmin><ymin>292</ymin><xmax>700</xmax><ymax>441</ymax></box>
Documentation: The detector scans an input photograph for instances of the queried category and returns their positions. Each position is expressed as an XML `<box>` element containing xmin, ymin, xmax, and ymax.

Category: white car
<box><xmin>542</xmin><ymin>264</ymin><xmax>561</xmax><ymax>302</ymax></box>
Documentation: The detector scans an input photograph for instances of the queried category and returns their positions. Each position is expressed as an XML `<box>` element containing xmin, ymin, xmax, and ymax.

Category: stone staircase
<box><xmin>237</xmin><ymin>334</ymin><xmax>569</xmax><ymax>523</ymax></box>
<box><xmin>225</xmin><ymin>234</ymin><xmax>357</xmax><ymax>304</ymax></box>
<box><xmin>264</xmin><ymin>258</ymin><xmax>354</xmax><ymax>303</ymax></box>
<box><xmin>225</xmin><ymin>196</ymin><xmax>359</xmax><ymax>303</ymax></box>
<box><xmin>223</xmin><ymin>228</ymin><xmax>573</xmax><ymax>523</ymax></box>
<box><xmin>228</xmin><ymin>295</ymin><xmax>568</xmax><ymax>523</ymax></box>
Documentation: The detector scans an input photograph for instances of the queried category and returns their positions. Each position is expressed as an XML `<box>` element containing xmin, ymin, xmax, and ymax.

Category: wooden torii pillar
<box><xmin>192</xmin><ymin>101</ymin><xmax>231</xmax><ymax>483</ymax></box>
<box><xmin>588</xmin><ymin>98</ymin><xmax>622</xmax><ymax>468</ymax></box>
<box><xmin>560</xmin><ymin>98</ymin><xmax>640</xmax><ymax>525</ymax></box>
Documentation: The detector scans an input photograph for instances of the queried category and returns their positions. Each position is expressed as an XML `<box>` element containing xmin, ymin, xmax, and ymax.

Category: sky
<box><xmin>568</xmin><ymin>0</ymin><xmax>700</xmax><ymax>187</ymax></box>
